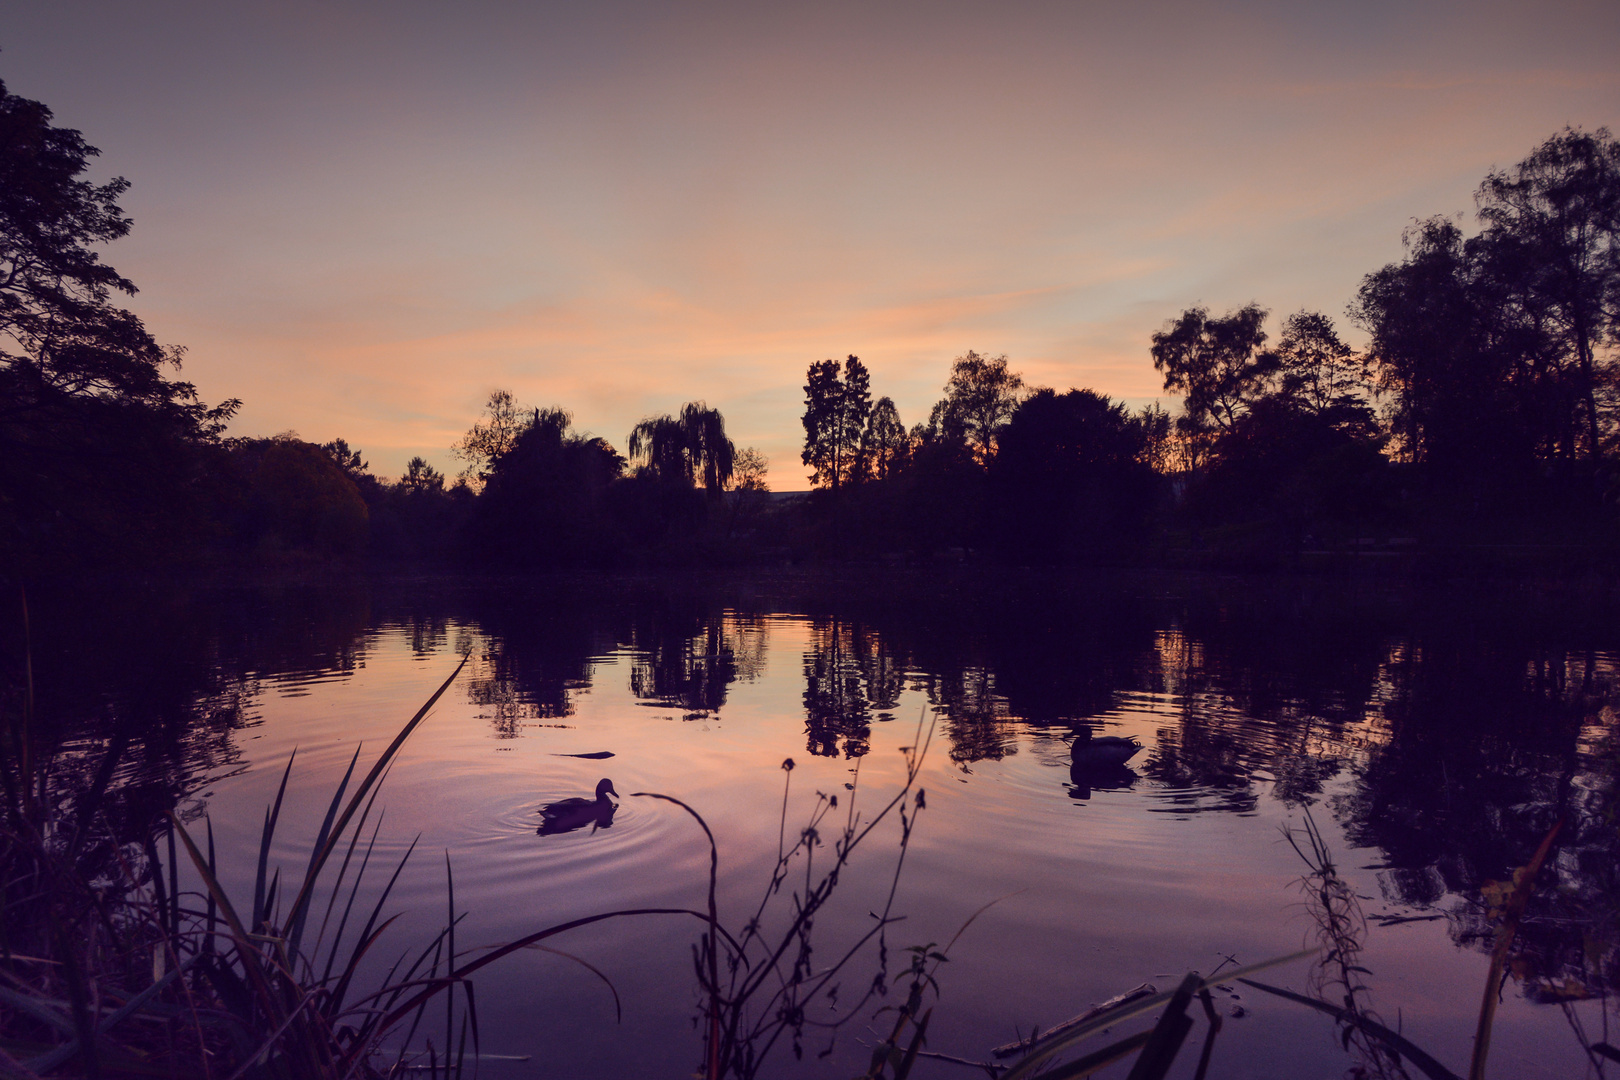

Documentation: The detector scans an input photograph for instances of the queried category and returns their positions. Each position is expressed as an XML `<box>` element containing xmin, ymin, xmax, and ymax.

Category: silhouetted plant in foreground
<box><xmin>639</xmin><ymin>718</ymin><xmax>936</xmax><ymax>1080</ymax></box>
<box><xmin>1232</xmin><ymin>811</ymin><xmax>1600</xmax><ymax>1080</ymax></box>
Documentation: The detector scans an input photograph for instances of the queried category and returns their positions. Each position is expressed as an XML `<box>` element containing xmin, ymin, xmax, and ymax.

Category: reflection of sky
<box><xmin>3</xmin><ymin>1</ymin><xmax>1617</xmax><ymax>484</ymax></box>
<box><xmin>195</xmin><ymin>607</ymin><xmax>1609</xmax><ymax>1078</ymax></box>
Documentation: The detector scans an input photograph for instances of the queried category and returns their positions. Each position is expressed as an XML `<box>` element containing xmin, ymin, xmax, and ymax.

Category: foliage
<box><xmin>802</xmin><ymin>355</ymin><xmax>872</xmax><ymax>490</ymax></box>
<box><xmin>730</xmin><ymin>446</ymin><xmax>769</xmax><ymax>492</ymax></box>
<box><xmin>320</xmin><ymin>438</ymin><xmax>369</xmax><ymax>482</ymax></box>
<box><xmin>864</xmin><ymin>396</ymin><xmax>907</xmax><ymax>480</ymax></box>
<box><xmin>1272</xmin><ymin>310</ymin><xmax>1373</xmax><ymax>429</ymax></box>
<box><xmin>661</xmin><ymin>722</ymin><xmax>934</xmax><ymax>1080</ymax></box>
<box><xmin>1150</xmin><ymin>304</ymin><xmax>1273</xmax><ymax>433</ymax></box>
<box><xmin>227</xmin><ymin>436</ymin><xmax>371</xmax><ymax>556</ymax></box>
<box><xmin>989</xmin><ymin>388</ymin><xmax>1162</xmax><ymax>563</ymax></box>
<box><xmin>1352</xmin><ymin>217</ymin><xmax>1543</xmax><ymax>477</ymax></box>
<box><xmin>0</xmin><ymin>80</ymin><xmax>234</xmax><ymax>429</ymax></box>
<box><xmin>452</xmin><ymin>389</ymin><xmax>527</xmax><ymax>486</ymax></box>
<box><xmin>1475</xmin><ymin>126</ymin><xmax>1620</xmax><ymax>460</ymax></box>
<box><xmin>401</xmin><ymin>455</ymin><xmax>445</xmax><ymax>494</ymax></box>
<box><xmin>0</xmin><ymin>79</ymin><xmax>238</xmax><ymax>572</ymax></box>
<box><xmin>934</xmin><ymin>351</ymin><xmax>1024</xmax><ymax>464</ymax></box>
<box><xmin>629</xmin><ymin>401</ymin><xmax>736</xmax><ymax>492</ymax></box>
<box><xmin>468</xmin><ymin>406</ymin><xmax>626</xmax><ymax>567</ymax></box>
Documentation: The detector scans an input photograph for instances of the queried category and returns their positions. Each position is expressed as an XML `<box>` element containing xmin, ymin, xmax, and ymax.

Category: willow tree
<box><xmin>628</xmin><ymin>401</ymin><xmax>735</xmax><ymax>492</ymax></box>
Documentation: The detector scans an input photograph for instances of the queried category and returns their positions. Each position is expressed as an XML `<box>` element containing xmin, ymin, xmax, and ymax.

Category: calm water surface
<box><xmin>24</xmin><ymin>571</ymin><xmax>1620</xmax><ymax>1078</ymax></box>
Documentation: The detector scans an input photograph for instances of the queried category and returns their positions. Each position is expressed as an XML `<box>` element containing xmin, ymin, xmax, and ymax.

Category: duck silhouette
<box><xmin>1069</xmin><ymin>727</ymin><xmax>1142</xmax><ymax>768</ymax></box>
<box><xmin>538</xmin><ymin>778</ymin><xmax>618</xmax><ymax>836</ymax></box>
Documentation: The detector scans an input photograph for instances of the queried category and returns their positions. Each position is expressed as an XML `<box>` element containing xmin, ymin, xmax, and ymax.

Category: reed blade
<box><xmin>281</xmin><ymin>657</ymin><xmax>465</xmax><ymax>940</ymax></box>
<box><xmin>998</xmin><ymin>950</ymin><xmax>1315</xmax><ymax>1080</ymax></box>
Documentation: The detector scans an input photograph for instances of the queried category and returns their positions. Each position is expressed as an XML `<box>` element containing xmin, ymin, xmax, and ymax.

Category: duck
<box><xmin>538</xmin><ymin>778</ymin><xmax>619</xmax><ymax>836</ymax></box>
<box><xmin>1069</xmin><ymin>728</ymin><xmax>1142</xmax><ymax>768</ymax></box>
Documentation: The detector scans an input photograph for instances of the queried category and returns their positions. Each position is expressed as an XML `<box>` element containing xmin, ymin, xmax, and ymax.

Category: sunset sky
<box><xmin>4</xmin><ymin>2</ymin><xmax>1617</xmax><ymax>487</ymax></box>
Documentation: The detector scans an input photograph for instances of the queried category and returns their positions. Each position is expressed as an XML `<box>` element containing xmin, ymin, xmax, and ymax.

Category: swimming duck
<box><xmin>1070</xmin><ymin>728</ymin><xmax>1142</xmax><ymax>768</ymax></box>
<box><xmin>538</xmin><ymin>778</ymin><xmax>619</xmax><ymax>836</ymax></box>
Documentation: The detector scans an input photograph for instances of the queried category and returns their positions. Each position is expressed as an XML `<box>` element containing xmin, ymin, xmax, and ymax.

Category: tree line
<box><xmin>3</xmin><ymin>68</ymin><xmax>1617</xmax><ymax>576</ymax></box>
<box><xmin>789</xmin><ymin>126</ymin><xmax>1620</xmax><ymax>566</ymax></box>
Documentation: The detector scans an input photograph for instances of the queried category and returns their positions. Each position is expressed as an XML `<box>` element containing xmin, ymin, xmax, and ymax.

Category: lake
<box><xmin>21</xmin><ymin>568</ymin><xmax>1619</xmax><ymax>1078</ymax></box>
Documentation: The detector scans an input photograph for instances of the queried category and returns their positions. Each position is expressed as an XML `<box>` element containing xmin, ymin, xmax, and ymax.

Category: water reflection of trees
<box><xmin>1334</xmin><ymin>638</ymin><xmax>1620</xmax><ymax>1001</ymax></box>
<box><xmin>629</xmin><ymin>613</ymin><xmax>738</xmax><ymax>718</ymax></box>
<box><xmin>461</xmin><ymin>593</ymin><xmax>612</xmax><ymax>735</ymax></box>
<box><xmin>1</xmin><ymin>580</ymin><xmax>380</xmax><ymax>878</ymax></box>
<box><xmin>19</xmin><ymin>573</ymin><xmax>1620</xmax><ymax>1008</ymax></box>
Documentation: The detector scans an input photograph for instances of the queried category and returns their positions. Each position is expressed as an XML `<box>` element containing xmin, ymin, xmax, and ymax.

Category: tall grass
<box><xmin>1</xmin><ymin>648</ymin><xmax>719</xmax><ymax>1078</ymax></box>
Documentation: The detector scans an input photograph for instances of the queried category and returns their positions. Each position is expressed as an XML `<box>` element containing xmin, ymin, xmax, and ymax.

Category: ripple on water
<box><xmin>416</xmin><ymin>790</ymin><xmax>701</xmax><ymax>915</ymax></box>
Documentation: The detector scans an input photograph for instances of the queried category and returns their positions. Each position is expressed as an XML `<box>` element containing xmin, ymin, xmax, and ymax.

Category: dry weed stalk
<box><xmin>1285</xmin><ymin>808</ymin><xmax>1412</xmax><ymax>1080</ymax></box>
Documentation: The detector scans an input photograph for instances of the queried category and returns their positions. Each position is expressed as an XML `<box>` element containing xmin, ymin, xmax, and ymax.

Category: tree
<box><xmin>801</xmin><ymin>355</ymin><xmax>871</xmax><ymax>489</ymax></box>
<box><xmin>863</xmin><ymin>396</ymin><xmax>907</xmax><ymax>480</ymax></box>
<box><xmin>628</xmin><ymin>401</ymin><xmax>736</xmax><ymax>492</ymax></box>
<box><xmin>1272</xmin><ymin>310</ymin><xmax>1375</xmax><ymax>433</ymax></box>
<box><xmin>234</xmin><ymin>436</ymin><xmax>370</xmax><ymax>555</ymax></box>
<box><xmin>0</xmin><ymin>80</ymin><xmax>234</xmax><ymax>427</ymax></box>
<box><xmin>400</xmin><ymin>456</ymin><xmax>444</xmax><ymax>494</ymax></box>
<box><xmin>1149</xmin><ymin>305</ymin><xmax>1274</xmax><ymax>431</ymax></box>
<box><xmin>934</xmin><ymin>351</ymin><xmax>1024</xmax><ymax>463</ymax></box>
<box><xmin>1475</xmin><ymin>127</ymin><xmax>1620</xmax><ymax>459</ymax></box>
<box><xmin>1351</xmin><ymin>217</ymin><xmax>1533</xmax><ymax>475</ymax></box>
<box><xmin>1</xmin><ymin>79</ymin><xmax>238</xmax><ymax>570</ymax></box>
<box><xmin>730</xmin><ymin>447</ymin><xmax>769</xmax><ymax>492</ymax></box>
<box><xmin>472</xmin><ymin>406</ymin><xmax>626</xmax><ymax>566</ymax></box>
<box><xmin>321</xmin><ymin>438</ymin><xmax>369</xmax><ymax>480</ymax></box>
<box><xmin>1135</xmin><ymin>403</ymin><xmax>1174</xmax><ymax>474</ymax></box>
<box><xmin>989</xmin><ymin>388</ymin><xmax>1158</xmax><ymax>562</ymax></box>
<box><xmin>453</xmin><ymin>389</ymin><xmax>527</xmax><ymax>484</ymax></box>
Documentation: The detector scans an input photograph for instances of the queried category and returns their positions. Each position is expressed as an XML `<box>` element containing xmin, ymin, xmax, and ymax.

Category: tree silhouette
<box><xmin>1150</xmin><ymin>305</ymin><xmax>1274</xmax><ymax>432</ymax></box>
<box><xmin>989</xmin><ymin>388</ymin><xmax>1159</xmax><ymax>563</ymax></box>
<box><xmin>1351</xmin><ymin>218</ymin><xmax>1532</xmax><ymax>474</ymax></box>
<box><xmin>933</xmin><ymin>351</ymin><xmax>1024</xmax><ymax>463</ymax></box>
<box><xmin>730</xmin><ymin>447</ymin><xmax>769</xmax><ymax>492</ymax></box>
<box><xmin>1475</xmin><ymin>126</ymin><xmax>1620</xmax><ymax>460</ymax></box>
<box><xmin>473</xmin><ymin>406</ymin><xmax>625</xmax><ymax>566</ymax></box>
<box><xmin>628</xmin><ymin>401</ymin><xmax>736</xmax><ymax>492</ymax></box>
<box><xmin>863</xmin><ymin>396</ymin><xmax>907</xmax><ymax>480</ymax></box>
<box><xmin>1</xmin><ymin>79</ymin><xmax>238</xmax><ymax>570</ymax></box>
<box><xmin>0</xmin><ymin>81</ymin><xmax>235</xmax><ymax>427</ymax></box>
<box><xmin>453</xmin><ymin>389</ymin><xmax>527</xmax><ymax>485</ymax></box>
<box><xmin>400</xmin><ymin>456</ymin><xmax>444</xmax><ymax>494</ymax></box>
<box><xmin>801</xmin><ymin>355</ymin><xmax>871</xmax><ymax>489</ymax></box>
<box><xmin>1272</xmin><ymin>310</ymin><xmax>1370</xmax><ymax>426</ymax></box>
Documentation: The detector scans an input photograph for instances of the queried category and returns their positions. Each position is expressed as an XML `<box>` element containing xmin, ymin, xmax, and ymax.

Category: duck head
<box><xmin>595</xmin><ymin>778</ymin><xmax>619</xmax><ymax>801</ymax></box>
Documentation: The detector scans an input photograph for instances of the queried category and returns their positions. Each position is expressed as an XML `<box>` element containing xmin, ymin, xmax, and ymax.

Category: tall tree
<box><xmin>801</xmin><ymin>355</ymin><xmax>871</xmax><ymax>489</ymax></box>
<box><xmin>400</xmin><ymin>456</ymin><xmax>444</xmax><ymax>493</ymax></box>
<box><xmin>730</xmin><ymin>447</ymin><xmax>769</xmax><ymax>492</ymax></box>
<box><xmin>1351</xmin><ymin>217</ymin><xmax>1530</xmax><ymax>472</ymax></box>
<box><xmin>1475</xmin><ymin>127</ymin><xmax>1620</xmax><ymax>459</ymax></box>
<box><xmin>1</xmin><ymin>79</ymin><xmax>237</xmax><ymax>569</ymax></box>
<box><xmin>863</xmin><ymin>396</ymin><xmax>907</xmax><ymax>480</ymax></box>
<box><xmin>453</xmin><ymin>389</ymin><xmax>528</xmax><ymax>484</ymax></box>
<box><xmin>0</xmin><ymin>80</ymin><xmax>234</xmax><ymax>426</ymax></box>
<box><xmin>1272</xmin><ymin>310</ymin><xmax>1372</xmax><ymax>429</ymax></box>
<box><xmin>934</xmin><ymin>351</ymin><xmax>1024</xmax><ymax>464</ymax></box>
<box><xmin>1149</xmin><ymin>304</ymin><xmax>1274</xmax><ymax>431</ymax></box>
<box><xmin>990</xmin><ymin>388</ymin><xmax>1157</xmax><ymax>563</ymax></box>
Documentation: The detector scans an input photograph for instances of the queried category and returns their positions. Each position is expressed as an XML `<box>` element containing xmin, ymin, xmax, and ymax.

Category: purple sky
<box><xmin>4</xmin><ymin>1</ymin><xmax>1616</xmax><ymax>486</ymax></box>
